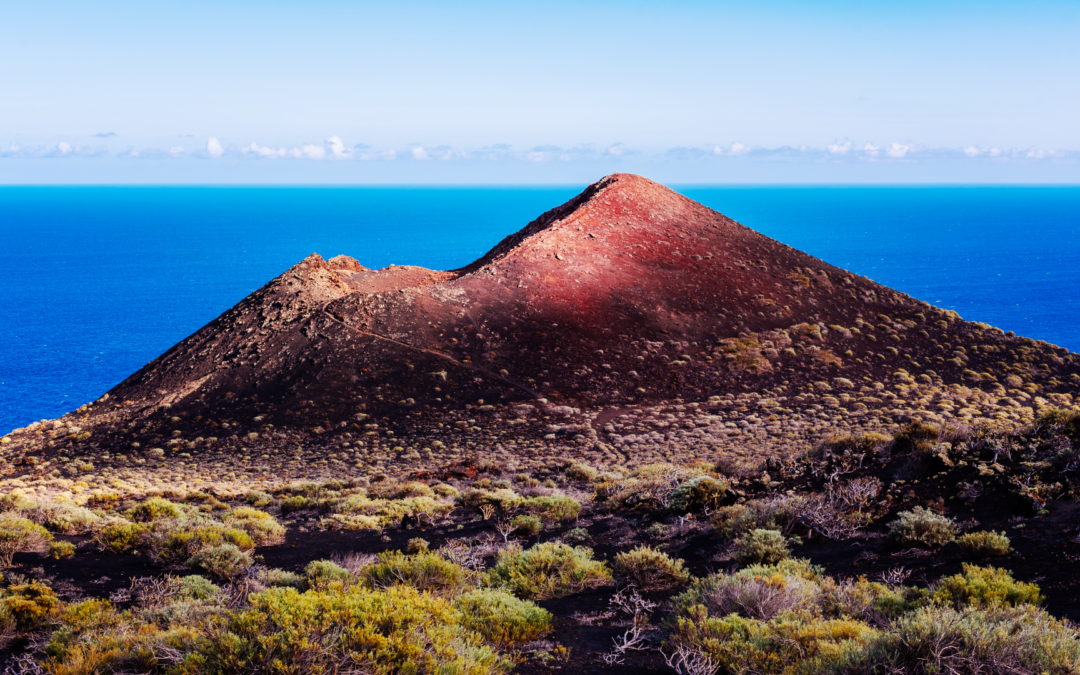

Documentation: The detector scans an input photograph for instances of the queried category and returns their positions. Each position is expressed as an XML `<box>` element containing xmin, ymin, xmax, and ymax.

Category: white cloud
<box><xmin>827</xmin><ymin>141</ymin><xmax>852</xmax><ymax>155</ymax></box>
<box><xmin>886</xmin><ymin>142</ymin><xmax>912</xmax><ymax>158</ymax></box>
<box><xmin>712</xmin><ymin>142</ymin><xmax>750</xmax><ymax>156</ymax></box>
<box><xmin>964</xmin><ymin>146</ymin><xmax>981</xmax><ymax>157</ymax></box>
<box><xmin>243</xmin><ymin>142</ymin><xmax>287</xmax><ymax>158</ymax></box>
<box><xmin>206</xmin><ymin>138</ymin><xmax>224</xmax><ymax>158</ymax></box>
<box><xmin>326</xmin><ymin>135</ymin><xmax>351</xmax><ymax>159</ymax></box>
<box><xmin>863</xmin><ymin>143</ymin><xmax>880</xmax><ymax>157</ymax></box>
<box><xmin>169</xmin><ymin>146</ymin><xmax>185</xmax><ymax>157</ymax></box>
<box><xmin>56</xmin><ymin>141</ymin><xmax>73</xmax><ymax>155</ymax></box>
<box><xmin>290</xmin><ymin>144</ymin><xmax>325</xmax><ymax>160</ymax></box>
<box><xmin>411</xmin><ymin>146</ymin><xmax>429</xmax><ymax>160</ymax></box>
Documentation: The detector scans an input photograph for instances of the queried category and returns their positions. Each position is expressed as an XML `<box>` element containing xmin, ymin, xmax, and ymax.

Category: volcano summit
<box><xmin>3</xmin><ymin>174</ymin><xmax>1078</xmax><ymax>490</ymax></box>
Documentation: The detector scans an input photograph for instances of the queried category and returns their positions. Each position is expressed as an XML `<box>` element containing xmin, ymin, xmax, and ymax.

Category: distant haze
<box><xmin>2</xmin><ymin>0</ymin><xmax>1078</xmax><ymax>183</ymax></box>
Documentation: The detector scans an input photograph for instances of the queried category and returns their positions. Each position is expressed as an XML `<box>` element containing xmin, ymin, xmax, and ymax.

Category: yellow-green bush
<box><xmin>487</xmin><ymin>542</ymin><xmax>612</xmax><ymax>600</ymax></box>
<box><xmin>244</xmin><ymin>490</ymin><xmax>274</xmax><ymax>508</ymax></box>
<box><xmin>95</xmin><ymin>521</ymin><xmax>150</xmax><ymax>554</ymax></box>
<box><xmin>670</xmin><ymin>559</ymin><xmax>823</xmax><ymax>622</ymax></box>
<box><xmin>0</xmin><ymin>514</ymin><xmax>53</xmax><ymax>567</ymax></box>
<box><xmin>42</xmin><ymin>599</ymin><xmax>201</xmax><ymax>674</ymax></box>
<box><xmin>667</xmin><ymin>606</ymin><xmax>879</xmax><ymax>675</ymax></box>
<box><xmin>669</xmin><ymin>476</ymin><xmax>729</xmax><ymax>513</ymax></box>
<box><xmin>223</xmin><ymin>507</ymin><xmax>285</xmax><ymax>545</ymax></box>
<box><xmin>396</xmin><ymin>481</ymin><xmax>435</xmax><ymax>499</ymax></box>
<box><xmin>735</xmin><ymin>529</ymin><xmax>790</xmax><ymax>565</ymax></box>
<box><xmin>324</xmin><ymin>513</ymin><xmax>382</xmax><ymax>531</ymax></box>
<box><xmin>185</xmin><ymin>543</ymin><xmax>253</xmax><ymax>580</ymax></box>
<box><xmin>932</xmin><ymin>564</ymin><xmax>1042</xmax><ymax>608</ymax></box>
<box><xmin>613</xmin><ymin>546</ymin><xmax>689</xmax><ymax>590</ymax></box>
<box><xmin>957</xmin><ymin>530</ymin><xmax>1012</xmax><ymax>557</ymax></box>
<box><xmin>432</xmin><ymin>483</ymin><xmax>461</xmax><ymax>499</ymax></box>
<box><xmin>406</xmin><ymin>537</ymin><xmax>430</xmax><ymax>554</ymax></box>
<box><xmin>362</xmin><ymin>551</ymin><xmax>468</xmax><ymax>594</ymax></box>
<box><xmin>711</xmin><ymin>496</ymin><xmax>804</xmax><ymax>540</ymax></box>
<box><xmin>335</xmin><ymin>494</ymin><xmax>454</xmax><ymax>527</ymax></box>
<box><xmin>510</xmin><ymin>514</ymin><xmax>543</xmax><ymax>537</ymax></box>
<box><xmin>47</xmin><ymin>541</ymin><xmax>76</xmax><ymax>559</ymax></box>
<box><xmin>888</xmin><ymin>506</ymin><xmax>956</xmax><ymax>548</ymax></box>
<box><xmin>862</xmin><ymin>604</ymin><xmax>1080</xmax><ymax>673</ymax></box>
<box><xmin>521</xmin><ymin>495</ymin><xmax>581</xmax><ymax>522</ymax></box>
<box><xmin>152</xmin><ymin>523</ymin><xmax>254</xmax><ymax>564</ymax></box>
<box><xmin>565</xmin><ymin>462</ymin><xmax>599</xmax><ymax>482</ymax></box>
<box><xmin>2</xmin><ymin>581</ymin><xmax>62</xmax><ymax>631</ymax></box>
<box><xmin>285</xmin><ymin>494</ymin><xmax>320</xmax><ymax>515</ymax></box>
<box><xmin>125</xmin><ymin>497</ymin><xmax>181</xmax><ymax>523</ymax></box>
<box><xmin>23</xmin><ymin>501</ymin><xmax>100</xmax><ymax>535</ymax></box>
<box><xmin>454</xmin><ymin>589</ymin><xmax>552</xmax><ymax>646</ymax></box>
<box><xmin>197</xmin><ymin>584</ymin><xmax>510</xmax><ymax>675</ymax></box>
<box><xmin>305</xmin><ymin>559</ymin><xmax>354</xmax><ymax>590</ymax></box>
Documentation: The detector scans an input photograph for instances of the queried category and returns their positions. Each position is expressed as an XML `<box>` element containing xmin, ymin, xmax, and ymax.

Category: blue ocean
<box><xmin>2</xmin><ymin>185</ymin><xmax>1079</xmax><ymax>433</ymax></box>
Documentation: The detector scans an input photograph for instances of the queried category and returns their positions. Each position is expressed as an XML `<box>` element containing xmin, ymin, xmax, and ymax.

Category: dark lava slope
<box><xmin>95</xmin><ymin>174</ymin><xmax>1077</xmax><ymax>432</ymax></box>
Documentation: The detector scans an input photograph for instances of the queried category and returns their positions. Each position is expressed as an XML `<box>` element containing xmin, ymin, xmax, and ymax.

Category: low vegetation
<box><xmin>4</xmin><ymin>411</ymin><xmax>1080</xmax><ymax>673</ymax></box>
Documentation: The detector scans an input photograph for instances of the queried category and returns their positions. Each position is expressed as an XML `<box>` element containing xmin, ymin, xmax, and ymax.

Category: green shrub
<box><xmin>892</xmin><ymin>421</ymin><xmax>940</xmax><ymax>456</ymax></box>
<box><xmin>865</xmin><ymin>604</ymin><xmax>1080</xmax><ymax>673</ymax></box>
<box><xmin>153</xmin><ymin>523</ymin><xmax>255</xmax><ymax>564</ymax></box>
<box><xmin>1</xmin><ymin>581</ymin><xmax>61</xmax><ymax>631</ymax></box>
<box><xmin>432</xmin><ymin>483</ymin><xmax>461</xmax><ymax>499</ymax></box>
<box><xmin>669</xmin><ymin>476</ymin><xmax>729</xmax><ymax>513</ymax></box>
<box><xmin>305</xmin><ymin>560</ymin><xmax>354</xmax><ymax>589</ymax></box>
<box><xmin>565</xmin><ymin>463</ymin><xmax>598</xmax><ymax>481</ymax></box>
<box><xmin>957</xmin><ymin>530</ymin><xmax>1012</xmax><ymax>557</ymax></box>
<box><xmin>511</xmin><ymin>514</ymin><xmax>543</xmax><ymax>537</ymax></box>
<box><xmin>522</xmin><ymin>495</ymin><xmax>582</xmax><ymax>522</ymax></box>
<box><xmin>562</xmin><ymin>527</ymin><xmax>590</xmax><ymax>543</ymax></box>
<box><xmin>735</xmin><ymin>529</ymin><xmax>790</xmax><ymax>565</ymax></box>
<box><xmin>670</xmin><ymin>559</ymin><xmax>823</xmax><ymax>622</ymax></box>
<box><xmin>185</xmin><ymin>543</ymin><xmax>253</xmax><ymax>579</ymax></box>
<box><xmin>125</xmin><ymin>497</ymin><xmax>181</xmax><ymax>522</ymax></box>
<box><xmin>179</xmin><ymin>575</ymin><xmax>220</xmax><ymax>601</ymax></box>
<box><xmin>933</xmin><ymin>564</ymin><xmax>1042</xmax><ymax>607</ymax></box>
<box><xmin>224</xmin><ymin>506</ymin><xmax>286</xmax><ymax>545</ymax></box>
<box><xmin>362</xmin><ymin>551</ymin><xmax>467</xmax><ymax>594</ymax></box>
<box><xmin>23</xmin><ymin>501</ymin><xmax>100</xmax><ymax>535</ymax></box>
<box><xmin>95</xmin><ymin>521</ymin><xmax>150</xmax><ymax>554</ymax></box>
<box><xmin>396</xmin><ymin>482</ymin><xmax>435</xmax><ymax>499</ymax></box>
<box><xmin>666</xmin><ymin>605</ymin><xmax>879</xmax><ymax>674</ymax></box>
<box><xmin>280</xmin><ymin>495</ymin><xmax>312</xmax><ymax>514</ymax></box>
<box><xmin>0</xmin><ymin>492</ymin><xmax>31</xmax><ymax>513</ymax></box>
<box><xmin>0</xmin><ymin>514</ymin><xmax>53</xmax><ymax>567</ymax></box>
<box><xmin>324</xmin><ymin>513</ymin><xmax>382</xmax><ymax>531</ymax></box>
<box><xmin>244</xmin><ymin>491</ymin><xmax>274</xmax><ymax>508</ymax></box>
<box><xmin>47</xmin><ymin>541</ymin><xmax>76</xmax><ymax>559</ymax></box>
<box><xmin>455</xmin><ymin>589</ymin><xmax>552</xmax><ymax>646</ymax></box>
<box><xmin>613</xmin><ymin>545</ymin><xmax>689</xmax><ymax>589</ymax></box>
<box><xmin>405</xmin><ymin>537</ymin><xmax>430</xmax><ymax>554</ymax></box>
<box><xmin>487</xmin><ymin>542</ymin><xmax>612</xmax><ymax>600</ymax></box>
<box><xmin>197</xmin><ymin>584</ymin><xmax>510</xmax><ymax>675</ymax></box>
<box><xmin>261</xmin><ymin>568</ymin><xmax>304</xmax><ymax>589</ymax></box>
<box><xmin>888</xmin><ymin>506</ymin><xmax>956</xmax><ymax>548</ymax></box>
<box><xmin>711</xmin><ymin>496</ymin><xmax>804</xmax><ymax>540</ymax></box>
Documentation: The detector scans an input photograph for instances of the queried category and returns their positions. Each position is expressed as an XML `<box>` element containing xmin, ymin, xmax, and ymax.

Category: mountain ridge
<box><xmin>2</xmin><ymin>174</ymin><xmax>1078</xmax><ymax>493</ymax></box>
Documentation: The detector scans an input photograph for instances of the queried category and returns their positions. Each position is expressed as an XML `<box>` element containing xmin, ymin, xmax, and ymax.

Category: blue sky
<box><xmin>2</xmin><ymin>0</ymin><xmax>1078</xmax><ymax>183</ymax></box>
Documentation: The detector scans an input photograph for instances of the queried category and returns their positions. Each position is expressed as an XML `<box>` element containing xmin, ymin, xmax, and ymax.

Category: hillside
<box><xmin>2</xmin><ymin>173</ymin><xmax>1078</xmax><ymax>494</ymax></box>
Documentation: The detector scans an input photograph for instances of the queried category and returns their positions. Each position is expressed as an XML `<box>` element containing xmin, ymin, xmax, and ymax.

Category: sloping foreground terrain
<box><xmin>2</xmin><ymin>175</ymin><xmax>1080</xmax><ymax>674</ymax></box>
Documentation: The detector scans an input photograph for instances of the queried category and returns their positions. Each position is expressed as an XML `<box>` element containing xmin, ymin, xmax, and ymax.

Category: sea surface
<box><xmin>2</xmin><ymin>185</ymin><xmax>1078</xmax><ymax>433</ymax></box>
